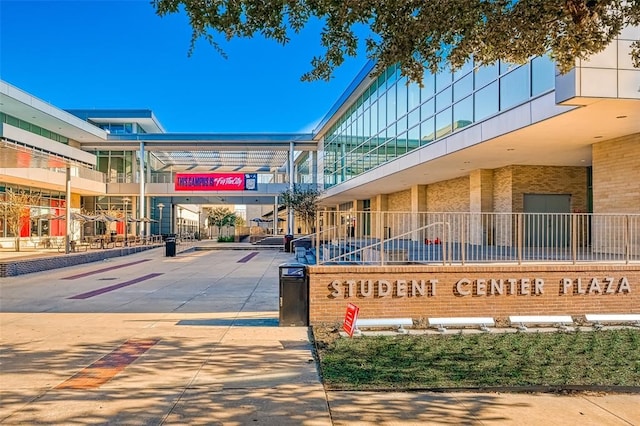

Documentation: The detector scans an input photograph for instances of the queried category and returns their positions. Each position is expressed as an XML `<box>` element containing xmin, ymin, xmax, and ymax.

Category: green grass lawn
<box><xmin>314</xmin><ymin>328</ymin><xmax>640</xmax><ymax>390</ymax></box>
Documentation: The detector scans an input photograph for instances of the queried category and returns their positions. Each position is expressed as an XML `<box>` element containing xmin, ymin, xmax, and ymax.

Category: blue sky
<box><xmin>0</xmin><ymin>0</ymin><xmax>368</xmax><ymax>133</ymax></box>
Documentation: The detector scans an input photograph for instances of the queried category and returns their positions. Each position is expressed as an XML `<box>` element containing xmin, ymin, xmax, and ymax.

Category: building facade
<box><xmin>313</xmin><ymin>26</ymin><xmax>639</xmax><ymax>220</ymax></box>
<box><xmin>1</xmin><ymin>26</ymin><xmax>638</xmax><ymax>249</ymax></box>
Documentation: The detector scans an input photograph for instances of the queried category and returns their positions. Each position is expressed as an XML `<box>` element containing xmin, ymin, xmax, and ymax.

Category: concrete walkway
<box><xmin>1</xmin><ymin>245</ymin><xmax>638</xmax><ymax>425</ymax></box>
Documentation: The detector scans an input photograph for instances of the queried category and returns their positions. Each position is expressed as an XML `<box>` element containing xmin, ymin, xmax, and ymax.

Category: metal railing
<box><xmin>310</xmin><ymin>211</ymin><xmax>640</xmax><ymax>266</ymax></box>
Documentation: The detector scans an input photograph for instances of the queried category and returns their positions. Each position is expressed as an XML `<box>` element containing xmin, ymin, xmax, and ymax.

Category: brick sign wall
<box><xmin>308</xmin><ymin>264</ymin><xmax>640</xmax><ymax>325</ymax></box>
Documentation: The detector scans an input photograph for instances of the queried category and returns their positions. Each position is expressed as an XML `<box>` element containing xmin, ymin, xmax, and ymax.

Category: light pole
<box><xmin>122</xmin><ymin>197</ymin><xmax>131</xmax><ymax>246</ymax></box>
<box><xmin>197</xmin><ymin>207</ymin><xmax>201</xmax><ymax>240</ymax></box>
<box><xmin>178</xmin><ymin>207</ymin><xmax>183</xmax><ymax>237</ymax></box>
<box><xmin>157</xmin><ymin>202</ymin><xmax>164</xmax><ymax>236</ymax></box>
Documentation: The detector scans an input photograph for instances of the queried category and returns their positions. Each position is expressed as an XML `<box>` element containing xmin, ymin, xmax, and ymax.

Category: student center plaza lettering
<box><xmin>1</xmin><ymin>26</ymin><xmax>639</xmax><ymax>323</ymax></box>
<box><xmin>329</xmin><ymin>276</ymin><xmax>632</xmax><ymax>299</ymax></box>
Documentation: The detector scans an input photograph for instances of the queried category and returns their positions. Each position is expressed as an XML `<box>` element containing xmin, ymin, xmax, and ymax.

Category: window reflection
<box><xmin>408</xmin><ymin>82</ymin><xmax>421</xmax><ymax>111</ymax></box>
<box><xmin>397</xmin><ymin>113</ymin><xmax>407</xmax><ymax>133</ymax></box>
<box><xmin>421</xmin><ymin>117</ymin><xmax>435</xmax><ymax>145</ymax></box>
<box><xmin>531</xmin><ymin>56</ymin><xmax>555</xmax><ymax>96</ymax></box>
<box><xmin>436</xmin><ymin>70</ymin><xmax>452</xmax><ymax>92</ymax></box>
<box><xmin>397</xmin><ymin>132</ymin><xmax>408</xmax><ymax>155</ymax></box>
<box><xmin>408</xmin><ymin>108</ymin><xmax>420</xmax><ymax>129</ymax></box>
<box><xmin>421</xmin><ymin>98</ymin><xmax>434</xmax><ymax>119</ymax></box>
<box><xmin>475</xmin><ymin>62</ymin><xmax>498</xmax><ymax>89</ymax></box>
<box><xmin>454</xmin><ymin>59</ymin><xmax>474</xmax><ymax>79</ymax></box>
<box><xmin>500</xmin><ymin>64</ymin><xmax>529</xmax><ymax>109</ymax></box>
<box><xmin>386</xmin><ymin>87</ymin><xmax>396</xmax><ymax>124</ymax></box>
<box><xmin>454</xmin><ymin>74</ymin><xmax>473</xmax><ymax>102</ymax></box>
<box><xmin>474</xmin><ymin>82</ymin><xmax>498</xmax><ymax>120</ymax></box>
<box><xmin>499</xmin><ymin>60</ymin><xmax>518</xmax><ymax>75</ymax></box>
<box><xmin>453</xmin><ymin>96</ymin><xmax>473</xmax><ymax>131</ymax></box>
<box><xmin>435</xmin><ymin>107</ymin><xmax>452</xmax><ymax>139</ymax></box>
<box><xmin>436</xmin><ymin>87</ymin><xmax>452</xmax><ymax>112</ymax></box>
<box><xmin>408</xmin><ymin>124</ymin><xmax>420</xmax><ymax>148</ymax></box>
<box><xmin>421</xmin><ymin>72</ymin><xmax>435</xmax><ymax>99</ymax></box>
<box><xmin>397</xmin><ymin>79</ymin><xmax>408</xmax><ymax>117</ymax></box>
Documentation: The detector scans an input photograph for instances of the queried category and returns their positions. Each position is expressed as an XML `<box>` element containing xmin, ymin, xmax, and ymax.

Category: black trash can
<box><xmin>165</xmin><ymin>234</ymin><xmax>176</xmax><ymax>257</ymax></box>
<box><xmin>278</xmin><ymin>262</ymin><xmax>309</xmax><ymax>326</ymax></box>
<box><xmin>283</xmin><ymin>234</ymin><xmax>294</xmax><ymax>252</ymax></box>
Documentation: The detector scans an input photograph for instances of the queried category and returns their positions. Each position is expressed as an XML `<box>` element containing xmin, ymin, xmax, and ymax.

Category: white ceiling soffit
<box><xmin>0</xmin><ymin>81</ymin><xmax>107</xmax><ymax>142</ymax></box>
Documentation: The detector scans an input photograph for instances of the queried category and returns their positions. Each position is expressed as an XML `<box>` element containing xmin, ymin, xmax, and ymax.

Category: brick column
<box><xmin>372</xmin><ymin>194</ymin><xmax>388</xmax><ymax>239</ymax></box>
<box><xmin>411</xmin><ymin>185</ymin><xmax>427</xmax><ymax>240</ymax></box>
<box><xmin>469</xmin><ymin>169</ymin><xmax>494</xmax><ymax>245</ymax></box>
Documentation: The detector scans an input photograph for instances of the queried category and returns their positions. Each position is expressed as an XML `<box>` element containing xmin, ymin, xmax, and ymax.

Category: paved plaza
<box><xmin>1</xmin><ymin>244</ymin><xmax>638</xmax><ymax>425</ymax></box>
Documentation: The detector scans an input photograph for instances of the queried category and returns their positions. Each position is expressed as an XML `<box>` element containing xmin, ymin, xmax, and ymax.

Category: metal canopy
<box><xmin>85</xmin><ymin>132</ymin><xmax>316</xmax><ymax>173</ymax></box>
<box><xmin>82</xmin><ymin>132</ymin><xmax>317</xmax><ymax>151</ymax></box>
<box><xmin>151</xmin><ymin>150</ymin><xmax>290</xmax><ymax>172</ymax></box>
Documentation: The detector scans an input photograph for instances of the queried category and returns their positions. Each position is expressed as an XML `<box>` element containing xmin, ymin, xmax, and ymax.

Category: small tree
<box><xmin>0</xmin><ymin>189</ymin><xmax>41</xmax><ymax>252</ymax></box>
<box><xmin>280</xmin><ymin>184</ymin><xmax>322</xmax><ymax>234</ymax></box>
<box><xmin>207</xmin><ymin>207</ymin><xmax>237</xmax><ymax>240</ymax></box>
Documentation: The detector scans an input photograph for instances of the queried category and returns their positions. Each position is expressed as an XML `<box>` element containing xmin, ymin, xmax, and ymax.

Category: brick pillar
<box><xmin>469</xmin><ymin>169</ymin><xmax>494</xmax><ymax>245</ymax></box>
<box><xmin>411</xmin><ymin>185</ymin><xmax>427</xmax><ymax>240</ymax></box>
<box><xmin>372</xmin><ymin>194</ymin><xmax>388</xmax><ymax>239</ymax></box>
<box><xmin>353</xmin><ymin>200</ymin><xmax>365</xmax><ymax>238</ymax></box>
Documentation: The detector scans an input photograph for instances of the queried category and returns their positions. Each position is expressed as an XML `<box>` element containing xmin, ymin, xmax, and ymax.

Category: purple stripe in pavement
<box><xmin>68</xmin><ymin>273</ymin><xmax>163</xmax><ymax>300</ymax></box>
<box><xmin>237</xmin><ymin>252</ymin><xmax>259</xmax><ymax>263</ymax></box>
<box><xmin>62</xmin><ymin>259</ymin><xmax>152</xmax><ymax>280</ymax></box>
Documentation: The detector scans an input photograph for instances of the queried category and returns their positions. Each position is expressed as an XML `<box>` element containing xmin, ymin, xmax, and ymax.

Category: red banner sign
<box><xmin>343</xmin><ymin>303</ymin><xmax>360</xmax><ymax>337</ymax></box>
<box><xmin>175</xmin><ymin>173</ymin><xmax>257</xmax><ymax>191</ymax></box>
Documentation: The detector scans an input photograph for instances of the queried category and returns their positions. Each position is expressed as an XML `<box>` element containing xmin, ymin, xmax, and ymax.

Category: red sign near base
<box><xmin>343</xmin><ymin>303</ymin><xmax>360</xmax><ymax>337</ymax></box>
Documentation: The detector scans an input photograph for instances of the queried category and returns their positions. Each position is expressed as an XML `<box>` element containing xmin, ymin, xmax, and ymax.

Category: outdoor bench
<box><xmin>72</xmin><ymin>241</ymin><xmax>89</xmax><ymax>252</ymax></box>
<box><xmin>57</xmin><ymin>241</ymin><xmax>89</xmax><ymax>252</ymax></box>
<box><xmin>584</xmin><ymin>314</ymin><xmax>640</xmax><ymax>329</ymax></box>
<box><xmin>354</xmin><ymin>317</ymin><xmax>413</xmax><ymax>335</ymax></box>
<box><xmin>509</xmin><ymin>315</ymin><xmax>574</xmax><ymax>331</ymax></box>
<box><xmin>427</xmin><ymin>317</ymin><xmax>495</xmax><ymax>333</ymax></box>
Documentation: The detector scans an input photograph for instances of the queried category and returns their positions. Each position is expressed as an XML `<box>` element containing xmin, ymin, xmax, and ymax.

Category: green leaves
<box><xmin>153</xmin><ymin>0</ymin><xmax>639</xmax><ymax>84</ymax></box>
<box><xmin>206</xmin><ymin>206</ymin><xmax>237</xmax><ymax>236</ymax></box>
<box><xmin>280</xmin><ymin>184</ymin><xmax>322</xmax><ymax>231</ymax></box>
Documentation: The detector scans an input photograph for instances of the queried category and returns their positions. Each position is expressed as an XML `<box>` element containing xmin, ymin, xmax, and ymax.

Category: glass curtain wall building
<box><xmin>323</xmin><ymin>56</ymin><xmax>555</xmax><ymax>188</ymax></box>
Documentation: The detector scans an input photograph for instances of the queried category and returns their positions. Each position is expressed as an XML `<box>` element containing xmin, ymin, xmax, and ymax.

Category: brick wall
<box><xmin>308</xmin><ymin>264</ymin><xmax>640</xmax><ymax>325</ymax></box>
<box><xmin>592</xmin><ymin>134</ymin><xmax>640</xmax><ymax>214</ymax></box>
<box><xmin>470</xmin><ymin>169</ymin><xmax>494</xmax><ymax>213</ymax></box>
<box><xmin>0</xmin><ymin>245</ymin><xmax>162</xmax><ymax>277</ymax></box>
<box><xmin>493</xmin><ymin>166</ymin><xmax>513</xmax><ymax>213</ymax></box>
<box><xmin>387</xmin><ymin>189</ymin><xmax>412</xmax><ymax>211</ymax></box>
<box><xmin>511</xmin><ymin>165</ymin><xmax>588</xmax><ymax>213</ymax></box>
<box><xmin>492</xmin><ymin>165</ymin><xmax>588</xmax><ymax>213</ymax></box>
<box><xmin>426</xmin><ymin>176</ymin><xmax>470</xmax><ymax>211</ymax></box>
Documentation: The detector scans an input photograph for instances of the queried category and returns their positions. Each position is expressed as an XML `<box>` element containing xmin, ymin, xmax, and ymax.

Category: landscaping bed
<box><xmin>312</xmin><ymin>326</ymin><xmax>640</xmax><ymax>391</ymax></box>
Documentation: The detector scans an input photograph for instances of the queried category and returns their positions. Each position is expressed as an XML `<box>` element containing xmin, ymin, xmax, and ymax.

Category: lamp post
<box><xmin>122</xmin><ymin>197</ymin><xmax>131</xmax><ymax>246</ymax></box>
<box><xmin>197</xmin><ymin>207</ymin><xmax>201</xmax><ymax>240</ymax></box>
<box><xmin>157</xmin><ymin>202</ymin><xmax>165</xmax><ymax>236</ymax></box>
<box><xmin>178</xmin><ymin>207</ymin><xmax>183</xmax><ymax>237</ymax></box>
